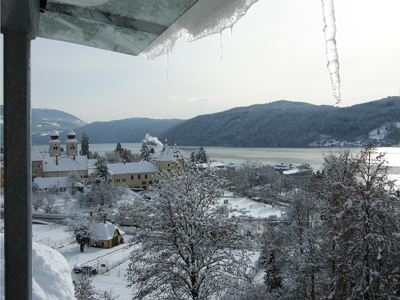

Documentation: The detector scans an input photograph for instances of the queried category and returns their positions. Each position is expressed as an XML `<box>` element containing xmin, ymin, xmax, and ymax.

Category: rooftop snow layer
<box><xmin>142</xmin><ymin>0</ymin><xmax>259</xmax><ymax>58</ymax></box>
<box><xmin>33</xmin><ymin>176</ymin><xmax>69</xmax><ymax>190</ymax></box>
<box><xmin>107</xmin><ymin>160</ymin><xmax>159</xmax><ymax>175</ymax></box>
<box><xmin>92</xmin><ymin>223</ymin><xmax>125</xmax><ymax>241</ymax></box>
<box><xmin>42</xmin><ymin>154</ymin><xmax>88</xmax><ymax>172</ymax></box>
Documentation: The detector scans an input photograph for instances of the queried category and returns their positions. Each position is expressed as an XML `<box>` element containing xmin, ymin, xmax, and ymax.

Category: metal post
<box><xmin>3</xmin><ymin>31</ymin><xmax>32</xmax><ymax>300</ymax></box>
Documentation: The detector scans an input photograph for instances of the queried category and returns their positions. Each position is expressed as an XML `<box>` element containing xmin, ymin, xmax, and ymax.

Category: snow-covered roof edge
<box><xmin>142</xmin><ymin>0</ymin><xmax>260</xmax><ymax>59</ymax></box>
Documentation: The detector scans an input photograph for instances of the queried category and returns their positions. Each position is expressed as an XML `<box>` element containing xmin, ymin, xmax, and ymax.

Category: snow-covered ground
<box><xmin>31</xmin><ymin>223</ymin><xmax>135</xmax><ymax>298</ymax></box>
<box><xmin>221</xmin><ymin>191</ymin><xmax>282</xmax><ymax>219</ymax></box>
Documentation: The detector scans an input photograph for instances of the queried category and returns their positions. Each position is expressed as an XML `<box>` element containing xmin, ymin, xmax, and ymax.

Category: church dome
<box><xmin>50</xmin><ymin>130</ymin><xmax>59</xmax><ymax>140</ymax></box>
<box><xmin>67</xmin><ymin>130</ymin><xmax>76</xmax><ymax>140</ymax></box>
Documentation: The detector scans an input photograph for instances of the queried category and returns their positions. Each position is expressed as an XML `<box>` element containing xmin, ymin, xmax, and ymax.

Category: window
<box><xmin>145</xmin><ymin>174</ymin><xmax>148</xmax><ymax>179</ymax></box>
<box><xmin>131</xmin><ymin>175</ymin><xmax>134</xmax><ymax>180</ymax></box>
<box><xmin>138</xmin><ymin>174</ymin><xmax>141</xmax><ymax>180</ymax></box>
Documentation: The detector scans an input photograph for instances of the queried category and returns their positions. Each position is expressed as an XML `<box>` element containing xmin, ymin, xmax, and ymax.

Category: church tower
<box><xmin>49</xmin><ymin>131</ymin><xmax>61</xmax><ymax>157</ymax></box>
<box><xmin>65</xmin><ymin>130</ymin><xmax>78</xmax><ymax>157</ymax></box>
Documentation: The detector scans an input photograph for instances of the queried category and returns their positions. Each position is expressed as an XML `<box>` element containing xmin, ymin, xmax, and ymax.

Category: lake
<box><xmin>33</xmin><ymin>143</ymin><xmax>400</xmax><ymax>175</ymax></box>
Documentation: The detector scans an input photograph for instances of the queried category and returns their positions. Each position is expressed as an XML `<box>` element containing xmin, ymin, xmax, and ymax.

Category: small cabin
<box><xmin>90</xmin><ymin>223</ymin><xmax>125</xmax><ymax>249</ymax></box>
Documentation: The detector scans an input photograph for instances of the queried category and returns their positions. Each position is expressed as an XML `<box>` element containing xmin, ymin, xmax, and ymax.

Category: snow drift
<box><xmin>0</xmin><ymin>236</ymin><xmax>73</xmax><ymax>300</ymax></box>
<box><xmin>32</xmin><ymin>242</ymin><xmax>75</xmax><ymax>300</ymax></box>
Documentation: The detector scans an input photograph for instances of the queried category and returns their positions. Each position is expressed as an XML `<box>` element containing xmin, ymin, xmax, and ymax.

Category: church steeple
<box><xmin>49</xmin><ymin>131</ymin><xmax>61</xmax><ymax>157</ymax></box>
<box><xmin>65</xmin><ymin>130</ymin><xmax>78</xmax><ymax>157</ymax></box>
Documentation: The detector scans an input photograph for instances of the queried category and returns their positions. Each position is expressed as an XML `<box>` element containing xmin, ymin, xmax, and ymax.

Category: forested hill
<box><xmin>73</xmin><ymin>118</ymin><xmax>184</xmax><ymax>143</ymax></box>
<box><xmin>161</xmin><ymin>97</ymin><xmax>400</xmax><ymax>147</ymax></box>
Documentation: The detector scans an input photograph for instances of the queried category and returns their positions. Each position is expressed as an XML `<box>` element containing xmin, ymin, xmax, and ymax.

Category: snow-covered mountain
<box><xmin>0</xmin><ymin>106</ymin><xmax>86</xmax><ymax>144</ymax></box>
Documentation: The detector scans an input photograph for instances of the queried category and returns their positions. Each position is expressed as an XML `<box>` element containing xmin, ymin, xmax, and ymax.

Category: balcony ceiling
<box><xmin>38</xmin><ymin>0</ymin><xmax>199</xmax><ymax>56</ymax></box>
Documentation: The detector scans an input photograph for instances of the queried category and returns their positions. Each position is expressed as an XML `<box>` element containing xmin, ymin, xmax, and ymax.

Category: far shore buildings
<box><xmin>32</xmin><ymin>132</ymin><xmax>184</xmax><ymax>191</ymax></box>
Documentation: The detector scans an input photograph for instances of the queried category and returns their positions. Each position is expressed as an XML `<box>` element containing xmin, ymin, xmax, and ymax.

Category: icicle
<box><xmin>321</xmin><ymin>0</ymin><xmax>341</xmax><ymax>105</ymax></box>
<box><xmin>219</xmin><ymin>30</ymin><xmax>224</xmax><ymax>59</ymax></box>
<box><xmin>165</xmin><ymin>51</ymin><xmax>170</xmax><ymax>85</ymax></box>
<box><xmin>229</xmin><ymin>25</ymin><xmax>233</xmax><ymax>38</ymax></box>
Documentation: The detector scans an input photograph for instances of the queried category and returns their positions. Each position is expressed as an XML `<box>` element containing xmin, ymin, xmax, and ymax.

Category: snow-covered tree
<box><xmin>68</xmin><ymin>217</ymin><xmax>92</xmax><ymax>252</ymax></box>
<box><xmin>115</xmin><ymin>142</ymin><xmax>122</xmax><ymax>153</ymax></box>
<box><xmin>127</xmin><ymin>164</ymin><xmax>251</xmax><ymax>300</ymax></box>
<box><xmin>190</xmin><ymin>151</ymin><xmax>196</xmax><ymax>163</ymax></box>
<box><xmin>260</xmin><ymin>225</ymin><xmax>285</xmax><ymax>296</ymax></box>
<box><xmin>42</xmin><ymin>187</ymin><xmax>58</xmax><ymax>214</ymax></box>
<box><xmin>140</xmin><ymin>142</ymin><xmax>153</xmax><ymax>161</ymax></box>
<box><xmin>73</xmin><ymin>275</ymin><xmax>97</xmax><ymax>300</ymax></box>
<box><xmin>327</xmin><ymin>146</ymin><xmax>400</xmax><ymax>298</ymax></box>
<box><xmin>95</xmin><ymin>157</ymin><xmax>109</xmax><ymax>179</ymax></box>
<box><xmin>263</xmin><ymin>146</ymin><xmax>400</xmax><ymax>299</ymax></box>
<box><xmin>86</xmin><ymin>181</ymin><xmax>119</xmax><ymax>222</ymax></box>
<box><xmin>195</xmin><ymin>146</ymin><xmax>208</xmax><ymax>163</ymax></box>
<box><xmin>32</xmin><ymin>190</ymin><xmax>44</xmax><ymax>211</ymax></box>
<box><xmin>80</xmin><ymin>133</ymin><xmax>90</xmax><ymax>158</ymax></box>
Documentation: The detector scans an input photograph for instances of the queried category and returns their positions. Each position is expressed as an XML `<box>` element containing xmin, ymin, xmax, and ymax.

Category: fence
<box><xmin>35</xmin><ymin>236</ymin><xmax>75</xmax><ymax>249</ymax></box>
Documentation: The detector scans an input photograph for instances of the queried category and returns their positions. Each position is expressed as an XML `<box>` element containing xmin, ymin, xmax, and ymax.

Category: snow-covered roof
<box><xmin>87</xmin><ymin>159</ymin><xmax>98</xmax><ymax>168</ymax></box>
<box><xmin>34</xmin><ymin>177</ymin><xmax>69</xmax><ymax>190</ymax></box>
<box><xmin>143</xmin><ymin>0</ymin><xmax>259</xmax><ymax>58</ymax></box>
<box><xmin>155</xmin><ymin>144</ymin><xmax>182</xmax><ymax>162</ymax></box>
<box><xmin>42</xmin><ymin>155</ymin><xmax>88</xmax><ymax>172</ymax></box>
<box><xmin>107</xmin><ymin>160</ymin><xmax>159</xmax><ymax>175</ymax></box>
<box><xmin>32</xmin><ymin>148</ymin><xmax>46</xmax><ymax>162</ymax></box>
<box><xmin>92</xmin><ymin>223</ymin><xmax>125</xmax><ymax>241</ymax></box>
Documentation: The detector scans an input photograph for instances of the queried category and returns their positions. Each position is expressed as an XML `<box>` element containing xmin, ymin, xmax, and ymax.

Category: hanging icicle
<box><xmin>165</xmin><ymin>50</ymin><xmax>170</xmax><ymax>85</ymax></box>
<box><xmin>219</xmin><ymin>30</ymin><xmax>224</xmax><ymax>59</ymax></box>
<box><xmin>321</xmin><ymin>0</ymin><xmax>341</xmax><ymax>105</ymax></box>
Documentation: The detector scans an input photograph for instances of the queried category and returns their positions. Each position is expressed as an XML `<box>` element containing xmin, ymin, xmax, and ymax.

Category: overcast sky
<box><xmin>17</xmin><ymin>0</ymin><xmax>400</xmax><ymax>122</ymax></box>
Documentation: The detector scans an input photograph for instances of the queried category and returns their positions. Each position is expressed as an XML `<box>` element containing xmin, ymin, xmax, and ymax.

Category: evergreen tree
<box><xmin>190</xmin><ymin>151</ymin><xmax>196</xmax><ymax>163</ymax></box>
<box><xmin>80</xmin><ymin>133</ymin><xmax>90</xmax><ymax>158</ymax></box>
<box><xmin>195</xmin><ymin>146</ymin><xmax>208</xmax><ymax>163</ymax></box>
<box><xmin>115</xmin><ymin>142</ymin><xmax>122</xmax><ymax>153</ymax></box>
<box><xmin>95</xmin><ymin>157</ymin><xmax>109</xmax><ymax>179</ymax></box>
<box><xmin>69</xmin><ymin>217</ymin><xmax>92</xmax><ymax>253</ymax></box>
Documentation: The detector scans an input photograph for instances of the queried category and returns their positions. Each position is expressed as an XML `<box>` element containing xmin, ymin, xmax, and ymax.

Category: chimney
<box><xmin>56</xmin><ymin>155</ymin><xmax>59</xmax><ymax>165</ymax></box>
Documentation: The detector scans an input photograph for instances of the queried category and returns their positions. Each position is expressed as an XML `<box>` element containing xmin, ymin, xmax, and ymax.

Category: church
<box><xmin>32</xmin><ymin>130</ymin><xmax>90</xmax><ymax>180</ymax></box>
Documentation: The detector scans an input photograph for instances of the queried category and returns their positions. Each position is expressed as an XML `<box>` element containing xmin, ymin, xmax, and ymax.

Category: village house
<box><xmin>153</xmin><ymin>143</ymin><xmax>184</xmax><ymax>171</ymax></box>
<box><xmin>90</xmin><ymin>222</ymin><xmax>125</xmax><ymax>249</ymax></box>
<box><xmin>107</xmin><ymin>160</ymin><xmax>159</xmax><ymax>190</ymax></box>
